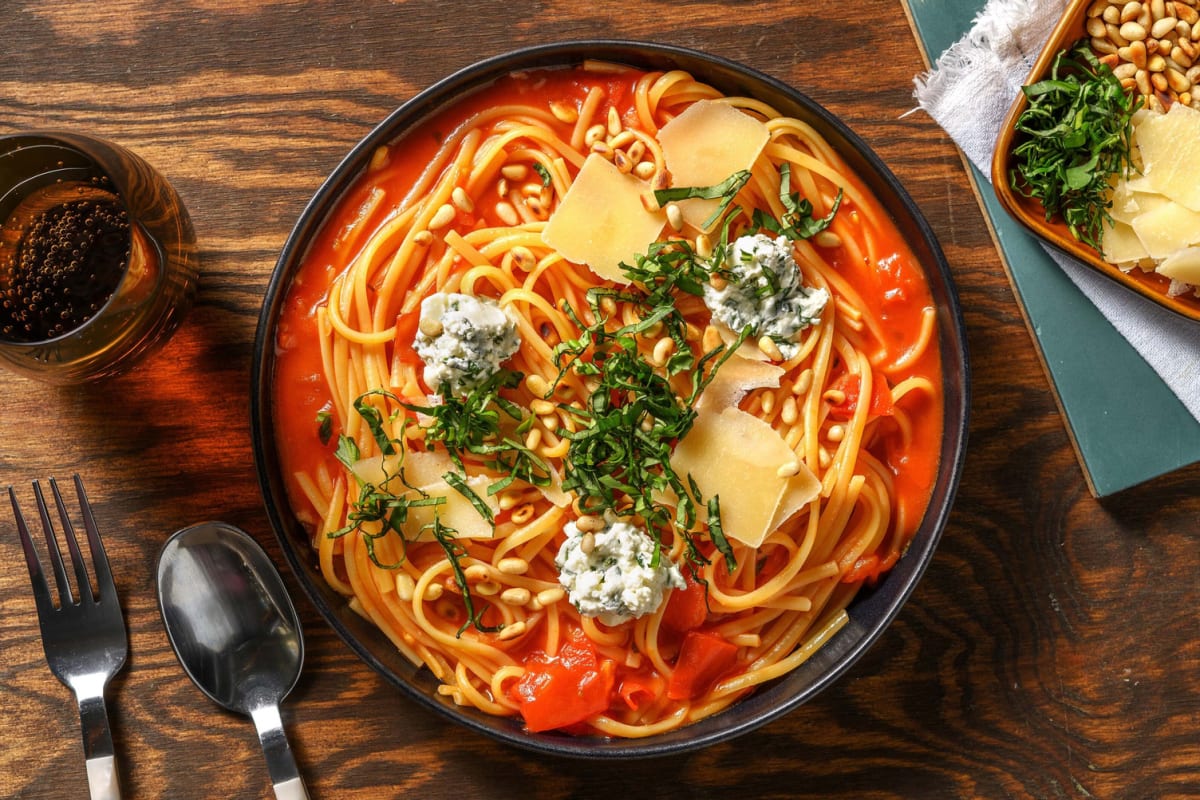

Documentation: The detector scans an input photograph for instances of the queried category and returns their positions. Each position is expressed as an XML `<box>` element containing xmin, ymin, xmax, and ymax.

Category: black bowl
<box><xmin>250</xmin><ymin>40</ymin><xmax>970</xmax><ymax>759</ymax></box>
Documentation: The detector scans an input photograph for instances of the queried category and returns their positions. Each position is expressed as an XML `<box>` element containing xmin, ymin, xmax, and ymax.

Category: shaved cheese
<box><xmin>696</xmin><ymin>353</ymin><xmax>783</xmax><ymax>412</ymax></box>
<box><xmin>542</xmin><ymin>153</ymin><xmax>665</xmax><ymax>284</ymax></box>
<box><xmin>1100</xmin><ymin>218</ymin><xmax>1150</xmax><ymax>265</ymax></box>
<box><xmin>1134</xmin><ymin>102</ymin><xmax>1200</xmax><ymax>211</ymax></box>
<box><xmin>1129</xmin><ymin>200</ymin><xmax>1200</xmax><ymax>259</ymax></box>
<box><xmin>350</xmin><ymin>451</ymin><xmax>498</xmax><ymax>539</ymax></box>
<box><xmin>670</xmin><ymin>406</ymin><xmax>820</xmax><ymax>548</ymax></box>
<box><xmin>1156</xmin><ymin>246</ymin><xmax>1200</xmax><ymax>284</ymax></box>
<box><xmin>658</xmin><ymin>100</ymin><xmax>770</xmax><ymax>230</ymax></box>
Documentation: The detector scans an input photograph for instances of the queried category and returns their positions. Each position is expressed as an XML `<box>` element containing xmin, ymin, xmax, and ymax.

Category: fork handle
<box><xmin>77</xmin><ymin>688</ymin><xmax>121</xmax><ymax>800</ymax></box>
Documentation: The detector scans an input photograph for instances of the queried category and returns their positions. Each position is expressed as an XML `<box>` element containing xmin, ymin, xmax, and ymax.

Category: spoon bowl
<box><xmin>156</xmin><ymin>521</ymin><xmax>309</xmax><ymax>799</ymax></box>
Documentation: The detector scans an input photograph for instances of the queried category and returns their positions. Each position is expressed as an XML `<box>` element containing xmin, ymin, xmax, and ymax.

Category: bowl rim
<box><xmin>990</xmin><ymin>0</ymin><xmax>1200</xmax><ymax>324</ymax></box>
<box><xmin>250</xmin><ymin>38</ymin><xmax>970</xmax><ymax>759</ymax></box>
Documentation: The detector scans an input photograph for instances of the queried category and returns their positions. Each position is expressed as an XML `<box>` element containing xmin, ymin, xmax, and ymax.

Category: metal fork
<box><xmin>10</xmin><ymin>475</ymin><xmax>128</xmax><ymax>800</ymax></box>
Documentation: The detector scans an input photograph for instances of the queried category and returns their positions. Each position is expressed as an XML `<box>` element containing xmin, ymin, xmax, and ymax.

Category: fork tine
<box><xmin>32</xmin><ymin>479</ymin><xmax>75</xmax><ymax>607</ymax></box>
<box><xmin>9</xmin><ymin>486</ymin><xmax>55</xmax><ymax>615</ymax></box>
<box><xmin>71</xmin><ymin>474</ymin><xmax>116</xmax><ymax>602</ymax></box>
<box><xmin>50</xmin><ymin>476</ymin><xmax>94</xmax><ymax>603</ymax></box>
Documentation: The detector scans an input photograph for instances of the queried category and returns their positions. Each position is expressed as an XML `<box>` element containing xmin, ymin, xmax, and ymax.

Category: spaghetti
<box><xmin>271</xmin><ymin>62</ymin><xmax>944</xmax><ymax>737</ymax></box>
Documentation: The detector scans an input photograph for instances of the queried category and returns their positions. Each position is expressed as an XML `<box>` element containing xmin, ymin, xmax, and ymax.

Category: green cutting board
<box><xmin>905</xmin><ymin>0</ymin><xmax>1200</xmax><ymax>496</ymax></box>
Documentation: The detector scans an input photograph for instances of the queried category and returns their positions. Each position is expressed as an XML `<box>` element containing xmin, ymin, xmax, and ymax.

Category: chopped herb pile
<box><xmin>1009</xmin><ymin>40</ymin><xmax>1141</xmax><ymax>250</ymax></box>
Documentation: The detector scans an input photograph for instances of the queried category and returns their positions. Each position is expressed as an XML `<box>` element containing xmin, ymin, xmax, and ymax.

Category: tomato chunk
<box><xmin>826</xmin><ymin>370</ymin><xmax>894</xmax><ymax>421</ymax></box>
<box><xmin>666</xmin><ymin>630</ymin><xmax>739</xmax><ymax>701</ymax></box>
<box><xmin>512</xmin><ymin>629</ymin><xmax>616</xmax><ymax>733</ymax></box>
<box><xmin>661</xmin><ymin>571</ymin><xmax>708</xmax><ymax>633</ymax></box>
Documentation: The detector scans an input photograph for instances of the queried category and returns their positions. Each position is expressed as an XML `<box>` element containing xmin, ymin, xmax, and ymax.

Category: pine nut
<box><xmin>498</xmin><ymin>620</ymin><xmax>527</xmax><ymax>641</ymax></box>
<box><xmin>757</xmin><ymin>335</ymin><xmax>784</xmax><ymax>361</ymax></box>
<box><xmin>464</xmin><ymin>564</ymin><xmax>490</xmax><ymax>581</ymax></box>
<box><xmin>429</xmin><ymin>203</ymin><xmax>456</xmax><ymax>229</ymax></box>
<box><xmin>633</xmin><ymin>160</ymin><xmax>656</xmax><ymax>179</ymax></box>
<box><xmin>530</xmin><ymin>398</ymin><xmax>556</xmax><ymax>416</ymax></box>
<box><xmin>776</xmin><ymin>460</ymin><xmax>800</xmax><ymax>478</ymax></box>
<box><xmin>1121</xmin><ymin>1</ymin><xmax>1142</xmax><ymax>23</ymax></box>
<box><xmin>665</xmin><ymin>202</ymin><xmax>683</xmax><ymax>231</ymax></box>
<box><xmin>501</xmin><ymin>164</ymin><xmax>528</xmax><ymax>180</ymax></box>
<box><xmin>813</xmin><ymin>231</ymin><xmax>842</xmax><ymax>248</ymax></box>
<box><xmin>495</xmin><ymin>201</ymin><xmax>519</xmax><ymax>226</ymax></box>
<box><xmin>451</xmin><ymin>186</ymin><xmax>474</xmax><ymax>212</ymax></box>
<box><xmin>511</xmin><ymin>245</ymin><xmax>536</xmax><ymax>271</ymax></box>
<box><xmin>424</xmin><ymin>582</ymin><xmax>444</xmax><ymax>601</ymax></box>
<box><xmin>652</xmin><ymin>336</ymin><xmax>675</xmax><ymax>366</ymax></box>
<box><xmin>575</xmin><ymin>514</ymin><xmax>605</xmax><ymax>533</ymax></box>
<box><xmin>549</xmin><ymin>100</ymin><xmax>578</xmax><ymax>123</ymax></box>
<box><xmin>606</xmin><ymin>106</ymin><xmax>622</xmax><ymax>137</ymax></box>
<box><xmin>497</xmin><ymin>557</ymin><xmax>530</xmax><ymax>575</ymax></box>
<box><xmin>781</xmin><ymin>396</ymin><xmax>799</xmax><ymax>425</ymax></box>
<box><xmin>413</xmin><ymin>230</ymin><xmax>434</xmax><ymax>246</ymax></box>
<box><xmin>537</xmin><ymin>586</ymin><xmax>565</xmax><ymax>606</ymax></box>
<box><xmin>395</xmin><ymin>572</ymin><xmax>416</xmax><ymax>601</ymax></box>
<box><xmin>419</xmin><ymin>317</ymin><xmax>444</xmax><ymax>337</ymax></box>
<box><xmin>475</xmin><ymin>580</ymin><xmax>501</xmax><ymax>596</ymax></box>
<box><xmin>584</xmin><ymin>124</ymin><xmax>606</xmax><ymax>147</ymax></box>
<box><xmin>501</xmin><ymin>587</ymin><xmax>532</xmax><ymax>605</ymax></box>
<box><xmin>827</xmin><ymin>424</ymin><xmax>846</xmax><ymax>442</ymax></box>
<box><xmin>579</xmin><ymin>531</ymin><xmax>596</xmax><ymax>555</ymax></box>
<box><xmin>525</xmin><ymin>373</ymin><xmax>551</xmax><ymax>396</ymax></box>
<box><xmin>792</xmin><ymin>368</ymin><xmax>814</xmax><ymax>395</ymax></box>
<box><xmin>1152</xmin><ymin>15</ymin><xmax>1179</xmax><ymax>36</ymax></box>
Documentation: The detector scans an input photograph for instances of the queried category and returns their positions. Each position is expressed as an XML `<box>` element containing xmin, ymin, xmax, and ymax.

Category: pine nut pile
<box><xmin>1087</xmin><ymin>0</ymin><xmax>1200</xmax><ymax>110</ymax></box>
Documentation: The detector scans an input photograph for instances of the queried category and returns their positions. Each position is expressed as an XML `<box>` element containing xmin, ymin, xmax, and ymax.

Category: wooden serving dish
<box><xmin>991</xmin><ymin>0</ymin><xmax>1200</xmax><ymax>323</ymax></box>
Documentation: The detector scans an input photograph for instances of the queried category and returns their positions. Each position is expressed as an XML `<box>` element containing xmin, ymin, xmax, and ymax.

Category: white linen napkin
<box><xmin>913</xmin><ymin>0</ymin><xmax>1200</xmax><ymax>423</ymax></box>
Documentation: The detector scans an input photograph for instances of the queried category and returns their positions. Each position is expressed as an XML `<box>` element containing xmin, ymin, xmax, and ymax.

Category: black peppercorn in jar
<box><xmin>0</xmin><ymin>132</ymin><xmax>198</xmax><ymax>383</ymax></box>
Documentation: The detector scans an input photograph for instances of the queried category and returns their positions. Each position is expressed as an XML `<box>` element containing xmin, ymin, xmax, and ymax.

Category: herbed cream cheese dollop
<box><xmin>414</xmin><ymin>292</ymin><xmax>520</xmax><ymax>396</ymax></box>
<box><xmin>555</xmin><ymin>519</ymin><xmax>685</xmax><ymax>626</ymax></box>
<box><xmin>703</xmin><ymin>233</ymin><xmax>829</xmax><ymax>358</ymax></box>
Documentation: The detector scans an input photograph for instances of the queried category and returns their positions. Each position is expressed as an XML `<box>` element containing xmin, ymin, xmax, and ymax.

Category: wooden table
<box><xmin>4</xmin><ymin>2</ymin><xmax>1200</xmax><ymax>798</ymax></box>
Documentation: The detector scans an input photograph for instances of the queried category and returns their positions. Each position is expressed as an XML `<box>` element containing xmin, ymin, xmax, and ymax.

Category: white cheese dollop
<box><xmin>414</xmin><ymin>292</ymin><xmax>520</xmax><ymax>396</ymax></box>
<box><xmin>703</xmin><ymin>233</ymin><xmax>829</xmax><ymax>359</ymax></box>
<box><xmin>555</xmin><ymin>519</ymin><xmax>685</xmax><ymax>626</ymax></box>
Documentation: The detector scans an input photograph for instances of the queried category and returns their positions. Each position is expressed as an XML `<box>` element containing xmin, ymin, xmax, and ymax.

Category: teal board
<box><xmin>905</xmin><ymin>0</ymin><xmax>1200</xmax><ymax>495</ymax></box>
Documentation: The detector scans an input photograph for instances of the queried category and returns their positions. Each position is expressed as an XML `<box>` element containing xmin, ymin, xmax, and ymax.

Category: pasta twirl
<box><xmin>271</xmin><ymin>63</ymin><xmax>944</xmax><ymax>737</ymax></box>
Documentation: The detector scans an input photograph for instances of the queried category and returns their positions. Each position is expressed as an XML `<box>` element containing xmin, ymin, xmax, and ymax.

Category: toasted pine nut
<box><xmin>424</xmin><ymin>582</ymin><xmax>444</xmax><ymax>601</ymax></box>
<box><xmin>814</xmin><ymin>231</ymin><xmax>842</xmax><ymax>248</ymax></box>
<box><xmin>777</xmin><ymin>460</ymin><xmax>800</xmax><ymax>478</ymax></box>
<box><xmin>652</xmin><ymin>337</ymin><xmax>675</xmax><ymax>366</ymax></box>
<box><xmin>823</xmin><ymin>388</ymin><xmax>846</xmax><ymax>405</ymax></box>
<box><xmin>495</xmin><ymin>201</ymin><xmax>519</xmax><ymax>226</ymax></box>
<box><xmin>530</xmin><ymin>398</ymin><xmax>556</xmax><ymax>416</ymax></box>
<box><xmin>757</xmin><ymin>335</ymin><xmax>784</xmax><ymax>361</ymax></box>
<box><xmin>584</xmin><ymin>124</ymin><xmax>606</xmax><ymax>147</ymax></box>
<box><xmin>464</xmin><ymin>564</ymin><xmax>490</xmax><ymax>582</ymax></box>
<box><xmin>501</xmin><ymin>587</ymin><xmax>532</xmax><ymax>605</ymax></box>
<box><xmin>429</xmin><ymin>203</ymin><xmax>456</xmax><ymax>229</ymax></box>
<box><xmin>665</xmin><ymin>202</ymin><xmax>683</xmax><ymax>231</ymax></box>
<box><xmin>511</xmin><ymin>245</ymin><xmax>536</xmax><ymax>272</ymax></box>
<box><xmin>395</xmin><ymin>572</ymin><xmax>416</xmax><ymax>601</ymax></box>
<box><xmin>497</xmin><ymin>557</ymin><xmax>530</xmax><ymax>575</ymax></box>
<box><xmin>606</xmin><ymin>106</ymin><xmax>622</xmax><ymax>137</ymax></box>
<box><xmin>792</xmin><ymin>368</ymin><xmax>814</xmax><ymax>395</ymax></box>
<box><xmin>419</xmin><ymin>317</ymin><xmax>444</xmax><ymax>338</ymax></box>
<box><xmin>501</xmin><ymin>164</ymin><xmax>528</xmax><ymax>180</ymax></box>
<box><xmin>579</xmin><ymin>531</ymin><xmax>596</xmax><ymax>555</ymax></box>
<box><xmin>525</xmin><ymin>373</ymin><xmax>551</xmax><ymax>396</ymax></box>
<box><xmin>537</xmin><ymin>586</ymin><xmax>566</xmax><ymax>606</ymax></box>
<box><xmin>498</xmin><ymin>620</ymin><xmax>527</xmax><ymax>641</ymax></box>
<box><xmin>451</xmin><ymin>186</ymin><xmax>475</xmax><ymax>212</ymax></box>
<box><xmin>413</xmin><ymin>229</ymin><xmax>434</xmax><ymax>246</ymax></box>
<box><xmin>549</xmin><ymin>100</ymin><xmax>578</xmax><ymax>123</ymax></box>
<box><xmin>827</xmin><ymin>424</ymin><xmax>846</xmax><ymax>442</ymax></box>
<box><xmin>633</xmin><ymin>160</ymin><xmax>656</xmax><ymax>179</ymax></box>
<box><xmin>761</xmin><ymin>391</ymin><xmax>776</xmax><ymax>414</ymax></box>
<box><xmin>575</xmin><ymin>514</ymin><xmax>605</xmax><ymax>533</ymax></box>
<box><xmin>781</xmin><ymin>396</ymin><xmax>799</xmax><ymax>425</ymax></box>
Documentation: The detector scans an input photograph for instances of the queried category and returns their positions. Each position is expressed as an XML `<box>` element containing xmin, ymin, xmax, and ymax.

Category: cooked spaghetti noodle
<box><xmin>271</xmin><ymin>62</ymin><xmax>944</xmax><ymax>737</ymax></box>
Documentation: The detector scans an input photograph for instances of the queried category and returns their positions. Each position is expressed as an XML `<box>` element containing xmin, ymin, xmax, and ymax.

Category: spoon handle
<box><xmin>250</xmin><ymin>704</ymin><xmax>309</xmax><ymax>800</ymax></box>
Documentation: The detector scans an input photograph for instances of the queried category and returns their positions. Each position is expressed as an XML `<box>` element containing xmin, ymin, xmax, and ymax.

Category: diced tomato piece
<box><xmin>666</xmin><ymin>630</ymin><xmax>739</xmax><ymax>701</ymax></box>
<box><xmin>826</xmin><ymin>370</ymin><xmax>893</xmax><ymax>421</ymax></box>
<box><xmin>617</xmin><ymin>670</ymin><xmax>665</xmax><ymax>711</ymax></box>
<box><xmin>512</xmin><ymin>630</ymin><xmax>616</xmax><ymax>733</ymax></box>
<box><xmin>661</xmin><ymin>571</ymin><xmax>708</xmax><ymax>633</ymax></box>
<box><xmin>841</xmin><ymin>551</ymin><xmax>900</xmax><ymax>585</ymax></box>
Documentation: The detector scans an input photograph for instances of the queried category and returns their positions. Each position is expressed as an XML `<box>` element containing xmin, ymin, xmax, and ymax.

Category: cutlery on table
<box><xmin>156</xmin><ymin>521</ymin><xmax>309</xmax><ymax>800</ymax></box>
<box><xmin>10</xmin><ymin>475</ymin><xmax>128</xmax><ymax>800</ymax></box>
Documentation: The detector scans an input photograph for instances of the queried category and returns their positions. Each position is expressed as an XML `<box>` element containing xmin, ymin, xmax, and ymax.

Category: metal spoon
<box><xmin>156</xmin><ymin>522</ymin><xmax>309</xmax><ymax>800</ymax></box>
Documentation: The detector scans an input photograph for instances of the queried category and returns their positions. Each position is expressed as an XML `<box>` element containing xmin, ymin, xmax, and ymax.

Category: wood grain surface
<box><xmin>3</xmin><ymin>2</ymin><xmax>1200</xmax><ymax>798</ymax></box>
